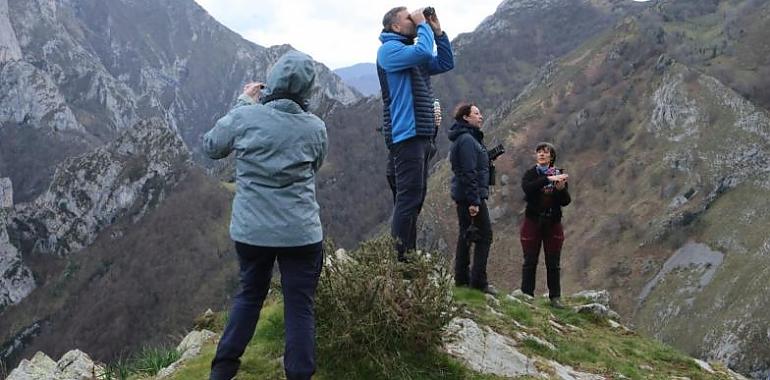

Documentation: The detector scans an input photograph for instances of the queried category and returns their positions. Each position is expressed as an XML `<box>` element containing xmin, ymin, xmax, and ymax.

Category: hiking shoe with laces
<box><xmin>550</xmin><ymin>297</ymin><xmax>565</xmax><ymax>309</ymax></box>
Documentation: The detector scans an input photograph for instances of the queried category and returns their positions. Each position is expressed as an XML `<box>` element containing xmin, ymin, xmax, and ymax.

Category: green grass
<box><xmin>125</xmin><ymin>284</ymin><xmax>735</xmax><ymax>380</ymax></box>
<box><xmin>451</xmin><ymin>288</ymin><xmax>730</xmax><ymax>380</ymax></box>
<box><xmin>164</xmin><ymin>294</ymin><xmax>503</xmax><ymax>380</ymax></box>
<box><xmin>101</xmin><ymin>344</ymin><xmax>181</xmax><ymax>379</ymax></box>
<box><xmin>167</xmin><ymin>300</ymin><xmax>285</xmax><ymax>380</ymax></box>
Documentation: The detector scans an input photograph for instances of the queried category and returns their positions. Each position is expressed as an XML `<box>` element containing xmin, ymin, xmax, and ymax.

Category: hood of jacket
<box><xmin>448</xmin><ymin>121</ymin><xmax>484</xmax><ymax>142</ymax></box>
<box><xmin>261</xmin><ymin>51</ymin><xmax>316</xmax><ymax>110</ymax></box>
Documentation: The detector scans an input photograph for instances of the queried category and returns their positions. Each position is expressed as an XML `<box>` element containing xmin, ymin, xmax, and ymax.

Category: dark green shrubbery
<box><xmin>315</xmin><ymin>237</ymin><xmax>458</xmax><ymax>378</ymax></box>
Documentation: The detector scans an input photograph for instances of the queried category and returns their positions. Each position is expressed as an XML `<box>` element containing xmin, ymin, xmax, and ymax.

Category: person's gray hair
<box><xmin>382</xmin><ymin>6</ymin><xmax>406</xmax><ymax>32</ymax></box>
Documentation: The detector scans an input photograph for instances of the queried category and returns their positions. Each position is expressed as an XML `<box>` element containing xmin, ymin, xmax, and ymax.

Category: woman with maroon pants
<box><xmin>519</xmin><ymin>142</ymin><xmax>570</xmax><ymax>308</ymax></box>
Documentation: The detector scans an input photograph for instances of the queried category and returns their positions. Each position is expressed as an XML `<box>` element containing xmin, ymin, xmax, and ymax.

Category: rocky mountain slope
<box><xmin>0</xmin><ymin>0</ymin><xmax>360</xmax><ymax>204</ymax></box>
<box><xmin>418</xmin><ymin>1</ymin><xmax>770</xmax><ymax>377</ymax></box>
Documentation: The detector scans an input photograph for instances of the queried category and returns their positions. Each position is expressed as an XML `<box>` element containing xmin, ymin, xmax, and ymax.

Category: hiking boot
<box><xmin>550</xmin><ymin>297</ymin><xmax>565</xmax><ymax>309</ymax></box>
<box><xmin>478</xmin><ymin>284</ymin><xmax>499</xmax><ymax>296</ymax></box>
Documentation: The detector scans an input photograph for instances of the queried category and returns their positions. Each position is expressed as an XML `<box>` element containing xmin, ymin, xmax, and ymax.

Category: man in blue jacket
<box><xmin>377</xmin><ymin>6</ymin><xmax>454</xmax><ymax>261</ymax></box>
<box><xmin>204</xmin><ymin>51</ymin><xmax>327</xmax><ymax>380</ymax></box>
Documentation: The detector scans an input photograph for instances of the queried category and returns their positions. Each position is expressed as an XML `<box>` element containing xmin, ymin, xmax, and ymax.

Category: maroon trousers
<box><xmin>519</xmin><ymin>217</ymin><xmax>564</xmax><ymax>298</ymax></box>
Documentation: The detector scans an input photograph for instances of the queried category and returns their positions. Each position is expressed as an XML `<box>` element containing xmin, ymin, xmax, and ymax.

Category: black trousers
<box><xmin>210</xmin><ymin>241</ymin><xmax>323</xmax><ymax>380</ymax></box>
<box><xmin>390</xmin><ymin>137</ymin><xmax>431</xmax><ymax>260</ymax></box>
<box><xmin>454</xmin><ymin>200</ymin><xmax>493</xmax><ymax>289</ymax></box>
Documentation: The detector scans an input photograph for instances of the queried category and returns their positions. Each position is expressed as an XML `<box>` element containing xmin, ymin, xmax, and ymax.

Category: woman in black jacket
<box><xmin>449</xmin><ymin>103</ymin><xmax>496</xmax><ymax>295</ymax></box>
<box><xmin>520</xmin><ymin>142</ymin><xmax>570</xmax><ymax>308</ymax></box>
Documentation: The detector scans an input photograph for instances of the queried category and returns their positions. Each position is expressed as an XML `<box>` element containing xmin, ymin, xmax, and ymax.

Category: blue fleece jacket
<box><xmin>377</xmin><ymin>22</ymin><xmax>454</xmax><ymax>145</ymax></box>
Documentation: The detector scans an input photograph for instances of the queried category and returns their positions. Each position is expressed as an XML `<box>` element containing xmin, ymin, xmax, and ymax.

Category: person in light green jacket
<box><xmin>204</xmin><ymin>51</ymin><xmax>327</xmax><ymax>380</ymax></box>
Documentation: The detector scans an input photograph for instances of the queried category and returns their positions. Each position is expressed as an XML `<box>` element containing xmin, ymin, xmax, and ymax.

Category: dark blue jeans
<box><xmin>210</xmin><ymin>241</ymin><xmax>323</xmax><ymax>380</ymax></box>
<box><xmin>454</xmin><ymin>200</ymin><xmax>493</xmax><ymax>289</ymax></box>
<box><xmin>390</xmin><ymin>136</ymin><xmax>432</xmax><ymax>260</ymax></box>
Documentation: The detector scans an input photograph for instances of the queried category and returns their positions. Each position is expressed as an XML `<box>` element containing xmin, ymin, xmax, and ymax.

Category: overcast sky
<box><xmin>193</xmin><ymin>0</ymin><xmax>503</xmax><ymax>70</ymax></box>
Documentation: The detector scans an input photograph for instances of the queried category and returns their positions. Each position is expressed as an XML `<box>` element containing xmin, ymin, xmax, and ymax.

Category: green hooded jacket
<box><xmin>203</xmin><ymin>51</ymin><xmax>328</xmax><ymax>247</ymax></box>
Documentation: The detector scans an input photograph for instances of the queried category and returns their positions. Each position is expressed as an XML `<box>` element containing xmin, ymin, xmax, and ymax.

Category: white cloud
<box><xmin>193</xmin><ymin>0</ymin><xmax>501</xmax><ymax>69</ymax></box>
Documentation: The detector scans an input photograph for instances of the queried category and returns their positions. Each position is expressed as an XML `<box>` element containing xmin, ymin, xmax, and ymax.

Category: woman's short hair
<box><xmin>536</xmin><ymin>142</ymin><xmax>557</xmax><ymax>165</ymax></box>
<box><xmin>453</xmin><ymin>103</ymin><xmax>476</xmax><ymax>123</ymax></box>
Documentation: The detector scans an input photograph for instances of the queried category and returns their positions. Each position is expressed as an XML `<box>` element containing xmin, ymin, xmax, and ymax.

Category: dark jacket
<box><xmin>449</xmin><ymin>122</ymin><xmax>489</xmax><ymax>205</ymax></box>
<box><xmin>521</xmin><ymin>166</ymin><xmax>571</xmax><ymax>224</ymax></box>
<box><xmin>377</xmin><ymin>22</ymin><xmax>454</xmax><ymax>146</ymax></box>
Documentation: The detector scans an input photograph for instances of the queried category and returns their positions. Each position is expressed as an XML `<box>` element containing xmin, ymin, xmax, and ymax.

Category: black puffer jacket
<box><xmin>449</xmin><ymin>122</ymin><xmax>489</xmax><ymax>205</ymax></box>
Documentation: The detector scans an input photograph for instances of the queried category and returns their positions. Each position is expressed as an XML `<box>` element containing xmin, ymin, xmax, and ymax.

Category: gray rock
<box><xmin>571</xmin><ymin>290</ymin><xmax>611</xmax><ymax>307</ymax></box>
<box><xmin>9</xmin><ymin>118</ymin><xmax>190</xmax><ymax>257</ymax></box>
<box><xmin>0</xmin><ymin>208</ymin><xmax>35</xmax><ymax>310</ymax></box>
<box><xmin>6</xmin><ymin>352</ymin><xmax>56</xmax><ymax>380</ymax></box>
<box><xmin>649</xmin><ymin>72</ymin><xmax>701</xmax><ymax>142</ymax></box>
<box><xmin>573</xmin><ymin>303</ymin><xmax>621</xmax><ymax>321</ymax></box>
<box><xmin>547</xmin><ymin>360</ymin><xmax>605</xmax><ymax>380</ymax></box>
<box><xmin>0</xmin><ymin>0</ymin><xmax>22</xmax><ymax>63</ymax></box>
<box><xmin>639</xmin><ymin>242</ymin><xmax>724</xmax><ymax>303</ymax></box>
<box><xmin>693</xmin><ymin>359</ymin><xmax>714</xmax><ymax>374</ymax></box>
<box><xmin>56</xmin><ymin>349</ymin><xmax>102</xmax><ymax>380</ymax></box>
<box><xmin>157</xmin><ymin>329</ymin><xmax>218</xmax><ymax>378</ymax></box>
<box><xmin>515</xmin><ymin>332</ymin><xmax>556</xmax><ymax>351</ymax></box>
<box><xmin>443</xmin><ymin>318</ymin><xmax>540</xmax><ymax>377</ymax></box>
<box><xmin>0</xmin><ymin>61</ymin><xmax>83</xmax><ymax>132</ymax></box>
<box><xmin>0</xmin><ymin>177</ymin><xmax>11</xmax><ymax>208</ymax></box>
<box><xmin>177</xmin><ymin>329</ymin><xmax>217</xmax><ymax>361</ymax></box>
<box><xmin>7</xmin><ymin>350</ymin><xmax>102</xmax><ymax>380</ymax></box>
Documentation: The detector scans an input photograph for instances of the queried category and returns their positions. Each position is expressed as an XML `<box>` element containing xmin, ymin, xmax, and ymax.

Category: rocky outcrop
<box><xmin>0</xmin><ymin>61</ymin><xmax>83</xmax><ymax>132</ymax></box>
<box><xmin>443</xmin><ymin>317</ymin><xmax>541</xmax><ymax>377</ymax></box>
<box><xmin>1</xmin><ymin>179</ymin><xmax>35</xmax><ymax>311</ymax></box>
<box><xmin>649</xmin><ymin>71</ymin><xmax>701</xmax><ymax>142</ymax></box>
<box><xmin>8</xmin><ymin>118</ymin><xmax>190</xmax><ymax>256</ymax></box>
<box><xmin>0</xmin><ymin>0</ymin><xmax>21</xmax><ymax>63</ymax></box>
<box><xmin>1</xmin><ymin>177</ymin><xmax>11</xmax><ymax>208</ymax></box>
<box><xmin>0</xmin><ymin>208</ymin><xmax>35</xmax><ymax>311</ymax></box>
<box><xmin>7</xmin><ymin>350</ymin><xmax>104</xmax><ymax>380</ymax></box>
<box><xmin>156</xmin><ymin>329</ymin><xmax>217</xmax><ymax>378</ymax></box>
<box><xmin>1</xmin><ymin>0</ymin><xmax>362</xmax><ymax>204</ymax></box>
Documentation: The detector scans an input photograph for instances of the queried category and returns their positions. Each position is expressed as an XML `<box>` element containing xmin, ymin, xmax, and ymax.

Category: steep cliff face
<box><xmin>1</xmin><ymin>182</ymin><xmax>35</xmax><ymax>312</ymax></box>
<box><xmin>0</xmin><ymin>0</ymin><xmax>22</xmax><ymax>63</ymax></box>
<box><xmin>0</xmin><ymin>0</ymin><xmax>360</xmax><ymax>203</ymax></box>
<box><xmin>8</xmin><ymin>118</ymin><xmax>190</xmax><ymax>257</ymax></box>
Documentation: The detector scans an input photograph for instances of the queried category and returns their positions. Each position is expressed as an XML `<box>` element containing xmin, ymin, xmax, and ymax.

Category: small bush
<box><xmin>131</xmin><ymin>345</ymin><xmax>181</xmax><ymax>376</ymax></box>
<box><xmin>315</xmin><ymin>237</ymin><xmax>457</xmax><ymax>377</ymax></box>
<box><xmin>101</xmin><ymin>345</ymin><xmax>181</xmax><ymax>379</ymax></box>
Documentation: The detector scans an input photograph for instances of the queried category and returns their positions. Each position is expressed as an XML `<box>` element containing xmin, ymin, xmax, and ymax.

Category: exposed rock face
<box><xmin>650</xmin><ymin>72</ymin><xmax>701</xmax><ymax>141</ymax></box>
<box><xmin>443</xmin><ymin>317</ymin><xmax>542</xmax><ymax>377</ymax></box>
<box><xmin>0</xmin><ymin>61</ymin><xmax>84</xmax><ymax>133</ymax></box>
<box><xmin>1</xmin><ymin>178</ymin><xmax>35</xmax><ymax>311</ymax></box>
<box><xmin>156</xmin><ymin>329</ymin><xmax>217</xmax><ymax>379</ymax></box>
<box><xmin>7</xmin><ymin>350</ymin><xmax>103</xmax><ymax>380</ymax></box>
<box><xmin>0</xmin><ymin>207</ymin><xmax>35</xmax><ymax>311</ymax></box>
<box><xmin>0</xmin><ymin>0</ymin><xmax>22</xmax><ymax>63</ymax></box>
<box><xmin>8</xmin><ymin>118</ymin><xmax>189</xmax><ymax>257</ymax></box>
<box><xmin>1</xmin><ymin>177</ymin><xmax>11</xmax><ymax>208</ymax></box>
<box><xmin>0</xmin><ymin>0</ymin><xmax>361</xmax><ymax>203</ymax></box>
